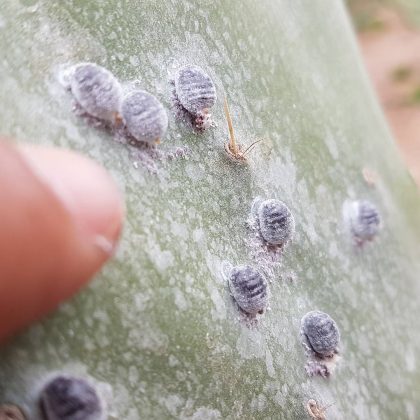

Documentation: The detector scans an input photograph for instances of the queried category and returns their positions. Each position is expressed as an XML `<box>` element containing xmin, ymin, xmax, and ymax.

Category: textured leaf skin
<box><xmin>0</xmin><ymin>1</ymin><xmax>420</xmax><ymax>419</ymax></box>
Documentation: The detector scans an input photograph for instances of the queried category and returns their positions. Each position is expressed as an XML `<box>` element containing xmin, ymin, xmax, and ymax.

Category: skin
<box><xmin>0</xmin><ymin>140</ymin><xmax>124</xmax><ymax>343</ymax></box>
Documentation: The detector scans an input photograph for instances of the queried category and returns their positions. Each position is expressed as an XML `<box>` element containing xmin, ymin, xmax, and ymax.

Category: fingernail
<box><xmin>18</xmin><ymin>145</ymin><xmax>124</xmax><ymax>251</ymax></box>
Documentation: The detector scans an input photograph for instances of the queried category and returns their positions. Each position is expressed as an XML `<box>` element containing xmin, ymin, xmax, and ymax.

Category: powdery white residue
<box><xmin>55</xmin><ymin>63</ymin><xmax>76</xmax><ymax>91</ymax></box>
<box><xmin>95</xmin><ymin>330</ymin><xmax>111</xmax><ymax>348</ymax></box>
<box><xmin>185</xmin><ymin>162</ymin><xmax>206</xmax><ymax>182</ymax></box>
<box><xmin>185</xmin><ymin>407</ymin><xmax>222</xmax><ymax>420</ymax></box>
<box><xmin>208</xmin><ymin>286</ymin><xmax>227</xmax><ymax>321</ymax></box>
<box><xmin>126</xmin><ymin>322</ymin><xmax>169</xmax><ymax>354</ymax></box>
<box><xmin>192</xmin><ymin>228</ymin><xmax>206</xmax><ymax>247</ymax></box>
<box><xmin>404</xmin><ymin>348</ymin><xmax>416</xmax><ymax>372</ymax></box>
<box><xmin>110</xmin><ymin>382</ymin><xmax>138</xmax><ymax>420</ymax></box>
<box><xmin>245</xmin><ymin>214</ymin><xmax>285</xmax><ymax>279</ymax></box>
<box><xmin>127</xmin><ymin>366</ymin><xmax>139</xmax><ymax>388</ymax></box>
<box><xmin>168</xmin><ymin>355</ymin><xmax>180</xmax><ymax>368</ymax></box>
<box><xmin>250</xmin><ymin>394</ymin><xmax>268</xmax><ymax>413</ymax></box>
<box><xmin>129</xmin><ymin>55</ymin><xmax>139</xmax><ymax>67</ymax></box>
<box><xmin>96</xmin><ymin>381</ymin><xmax>115</xmax><ymax>418</ymax></box>
<box><xmin>170</xmin><ymin>221</ymin><xmax>189</xmax><ymax>241</ymax></box>
<box><xmin>264</xmin><ymin>152</ymin><xmax>297</xmax><ymax>200</ymax></box>
<box><xmin>92</xmin><ymin>309</ymin><xmax>110</xmax><ymax>324</ymax></box>
<box><xmin>133</xmin><ymin>291</ymin><xmax>152</xmax><ymax>312</ymax></box>
<box><xmin>324</xmin><ymin>128</ymin><xmax>339</xmax><ymax>160</ymax></box>
<box><xmin>273</xmin><ymin>383</ymin><xmax>289</xmax><ymax>408</ymax></box>
<box><xmin>145</xmin><ymin>239</ymin><xmax>175</xmax><ymax>274</ymax></box>
<box><xmin>158</xmin><ymin>394</ymin><xmax>184</xmax><ymax>417</ymax></box>
<box><xmin>205</xmin><ymin>252</ymin><xmax>225</xmax><ymax>285</ymax></box>
<box><xmin>296</xmin><ymin>179</ymin><xmax>319</xmax><ymax>244</ymax></box>
<box><xmin>404</xmin><ymin>401</ymin><xmax>416</xmax><ymax>420</ymax></box>
<box><xmin>173</xmin><ymin>287</ymin><xmax>190</xmax><ymax>311</ymax></box>
<box><xmin>265</xmin><ymin>348</ymin><xmax>276</xmax><ymax>378</ymax></box>
<box><xmin>236</xmin><ymin>327</ymin><xmax>265</xmax><ymax>359</ymax></box>
<box><xmin>117</xmin><ymin>130</ymin><xmax>190</xmax><ymax>176</ymax></box>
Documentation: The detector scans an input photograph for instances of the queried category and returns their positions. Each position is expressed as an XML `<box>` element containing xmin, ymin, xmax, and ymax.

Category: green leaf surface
<box><xmin>1</xmin><ymin>0</ymin><xmax>420</xmax><ymax>418</ymax></box>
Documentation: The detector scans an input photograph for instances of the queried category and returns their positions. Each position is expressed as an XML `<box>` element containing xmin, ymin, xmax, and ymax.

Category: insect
<box><xmin>0</xmin><ymin>404</ymin><xmax>26</xmax><ymax>420</ymax></box>
<box><xmin>69</xmin><ymin>63</ymin><xmax>123</xmax><ymax>125</ymax></box>
<box><xmin>39</xmin><ymin>374</ymin><xmax>104</xmax><ymax>420</ymax></box>
<box><xmin>223</xmin><ymin>263</ymin><xmax>269</xmax><ymax>317</ymax></box>
<box><xmin>121</xmin><ymin>90</ymin><xmax>168</xmax><ymax>145</ymax></box>
<box><xmin>174</xmin><ymin>65</ymin><xmax>217</xmax><ymax>130</ymax></box>
<box><xmin>306</xmin><ymin>399</ymin><xmax>334</xmax><ymax>420</ymax></box>
<box><xmin>300</xmin><ymin>311</ymin><xmax>341</xmax><ymax>378</ymax></box>
<box><xmin>346</xmin><ymin>199</ymin><xmax>381</xmax><ymax>244</ymax></box>
<box><xmin>223</xmin><ymin>97</ymin><xmax>261</xmax><ymax>162</ymax></box>
<box><xmin>301</xmin><ymin>311</ymin><xmax>340</xmax><ymax>358</ymax></box>
<box><xmin>251</xmin><ymin>197</ymin><xmax>295</xmax><ymax>247</ymax></box>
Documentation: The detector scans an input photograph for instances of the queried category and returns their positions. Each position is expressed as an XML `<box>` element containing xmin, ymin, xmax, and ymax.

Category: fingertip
<box><xmin>19</xmin><ymin>145</ymin><xmax>124</xmax><ymax>248</ymax></box>
<box><xmin>0</xmin><ymin>142</ymin><xmax>124</xmax><ymax>341</ymax></box>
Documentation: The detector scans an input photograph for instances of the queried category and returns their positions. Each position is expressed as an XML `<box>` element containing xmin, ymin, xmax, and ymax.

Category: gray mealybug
<box><xmin>251</xmin><ymin>197</ymin><xmax>295</xmax><ymax>247</ymax></box>
<box><xmin>300</xmin><ymin>311</ymin><xmax>340</xmax><ymax>378</ymax></box>
<box><xmin>222</xmin><ymin>262</ymin><xmax>269</xmax><ymax>317</ymax></box>
<box><xmin>121</xmin><ymin>90</ymin><xmax>168</xmax><ymax>145</ymax></box>
<box><xmin>69</xmin><ymin>63</ymin><xmax>122</xmax><ymax>124</ymax></box>
<box><xmin>348</xmin><ymin>200</ymin><xmax>380</xmax><ymax>243</ymax></box>
<box><xmin>301</xmin><ymin>311</ymin><xmax>340</xmax><ymax>357</ymax></box>
<box><xmin>174</xmin><ymin>65</ymin><xmax>216</xmax><ymax>130</ymax></box>
<box><xmin>39</xmin><ymin>375</ymin><xmax>104</xmax><ymax>420</ymax></box>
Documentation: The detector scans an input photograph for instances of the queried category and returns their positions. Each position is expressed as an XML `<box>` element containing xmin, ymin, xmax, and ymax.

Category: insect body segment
<box><xmin>253</xmin><ymin>198</ymin><xmax>295</xmax><ymax>247</ymax></box>
<box><xmin>174</xmin><ymin>65</ymin><xmax>216</xmax><ymax>131</ymax></box>
<box><xmin>121</xmin><ymin>90</ymin><xmax>168</xmax><ymax>145</ymax></box>
<box><xmin>224</xmin><ymin>264</ymin><xmax>269</xmax><ymax>317</ymax></box>
<box><xmin>349</xmin><ymin>200</ymin><xmax>380</xmax><ymax>243</ymax></box>
<box><xmin>70</xmin><ymin>63</ymin><xmax>122</xmax><ymax>124</ymax></box>
<box><xmin>300</xmin><ymin>311</ymin><xmax>341</xmax><ymax>377</ymax></box>
<box><xmin>39</xmin><ymin>375</ymin><xmax>104</xmax><ymax>420</ymax></box>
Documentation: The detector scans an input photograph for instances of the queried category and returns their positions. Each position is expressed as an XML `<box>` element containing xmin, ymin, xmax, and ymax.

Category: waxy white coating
<box><xmin>252</xmin><ymin>198</ymin><xmax>295</xmax><ymax>246</ymax></box>
<box><xmin>227</xmin><ymin>265</ymin><xmax>269</xmax><ymax>315</ymax></box>
<box><xmin>121</xmin><ymin>90</ymin><xmax>168</xmax><ymax>144</ymax></box>
<box><xmin>348</xmin><ymin>200</ymin><xmax>380</xmax><ymax>241</ymax></box>
<box><xmin>301</xmin><ymin>311</ymin><xmax>340</xmax><ymax>357</ymax></box>
<box><xmin>70</xmin><ymin>63</ymin><xmax>122</xmax><ymax>123</ymax></box>
<box><xmin>174</xmin><ymin>65</ymin><xmax>216</xmax><ymax>115</ymax></box>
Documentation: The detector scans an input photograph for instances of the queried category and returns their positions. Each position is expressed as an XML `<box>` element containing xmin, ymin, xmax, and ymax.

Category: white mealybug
<box><xmin>69</xmin><ymin>63</ymin><xmax>122</xmax><ymax>124</ymax></box>
<box><xmin>300</xmin><ymin>311</ymin><xmax>341</xmax><ymax>378</ymax></box>
<box><xmin>350</xmin><ymin>200</ymin><xmax>380</xmax><ymax>242</ymax></box>
<box><xmin>222</xmin><ymin>262</ymin><xmax>269</xmax><ymax>317</ymax></box>
<box><xmin>301</xmin><ymin>311</ymin><xmax>340</xmax><ymax>357</ymax></box>
<box><xmin>343</xmin><ymin>199</ymin><xmax>381</xmax><ymax>245</ymax></box>
<box><xmin>121</xmin><ymin>90</ymin><xmax>168</xmax><ymax>145</ymax></box>
<box><xmin>174</xmin><ymin>65</ymin><xmax>217</xmax><ymax>130</ymax></box>
<box><xmin>251</xmin><ymin>197</ymin><xmax>295</xmax><ymax>247</ymax></box>
<box><xmin>39</xmin><ymin>374</ymin><xmax>104</xmax><ymax>420</ymax></box>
